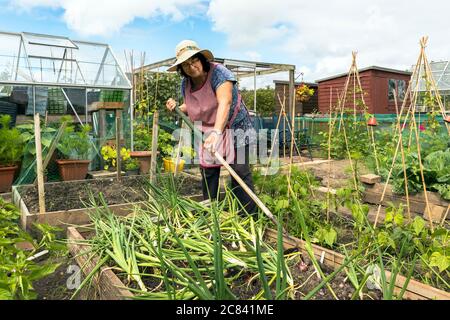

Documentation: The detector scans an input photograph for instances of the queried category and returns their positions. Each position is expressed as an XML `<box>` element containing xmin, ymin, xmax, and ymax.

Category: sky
<box><xmin>0</xmin><ymin>0</ymin><xmax>449</xmax><ymax>88</ymax></box>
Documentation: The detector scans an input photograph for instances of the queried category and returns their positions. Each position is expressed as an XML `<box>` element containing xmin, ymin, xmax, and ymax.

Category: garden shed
<box><xmin>316</xmin><ymin>66</ymin><xmax>412</xmax><ymax>114</ymax></box>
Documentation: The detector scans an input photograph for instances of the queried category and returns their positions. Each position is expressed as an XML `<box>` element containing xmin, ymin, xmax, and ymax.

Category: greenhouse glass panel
<box><xmin>22</xmin><ymin>32</ymin><xmax>78</xmax><ymax>49</ymax></box>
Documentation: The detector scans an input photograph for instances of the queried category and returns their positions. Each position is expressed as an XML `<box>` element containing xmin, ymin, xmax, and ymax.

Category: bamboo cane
<box><xmin>353</xmin><ymin>61</ymin><xmax>380</xmax><ymax>175</ymax></box>
<box><xmin>393</xmin><ymin>89</ymin><xmax>412</xmax><ymax>222</ymax></box>
<box><xmin>440</xmin><ymin>205</ymin><xmax>450</xmax><ymax>226</ymax></box>
<box><xmin>276</xmin><ymin>93</ymin><xmax>316</xmax><ymax>198</ymax></box>
<box><xmin>373</xmin><ymin>38</ymin><xmax>427</xmax><ymax>227</ymax></box>
<box><xmin>326</xmin><ymin>88</ymin><xmax>336</xmax><ymax>222</ymax></box>
<box><xmin>287</xmin><ymin>81</ymin><xmax>297</xmax><ymax>200</ymax></box>
<box><xmin>353</xmin><ymin>52</ymin><xmax>357</xmax><ymax>124</ymax></box>
<box><xmin>259</xmin><ymin>103</ymin><xmax>285</xmax><ymax>194</ymax></box>
<box><xmin>421</xmin><ymin>39</ymin><xmax>450</xmax><ymax>135</ymax></box>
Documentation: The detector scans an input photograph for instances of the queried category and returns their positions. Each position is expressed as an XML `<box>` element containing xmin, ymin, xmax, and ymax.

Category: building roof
<box><xmin>315</xmin><ymin>66</ymin><xmax>412</xmax><ymax>83</ymax></box>
<box><xmin>273</xmin><ymin>80</ymin><xmax>318</xmax><ymax>87</ymax></box>
<box><xmin>136</xmin><ymin>57</ymin><xmax>295</xmax><ymax>78</ymax></box>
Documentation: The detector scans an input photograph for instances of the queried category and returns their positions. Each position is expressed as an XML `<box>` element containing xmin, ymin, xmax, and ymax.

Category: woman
<box><xmin>166</xmin><ymin>40</ymin><xmax>257</xmax><ymax>215</ymax></box>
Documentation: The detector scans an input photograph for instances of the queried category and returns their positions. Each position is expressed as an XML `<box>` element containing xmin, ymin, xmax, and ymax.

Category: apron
<box><xmin>185</xmin><ymin>62</ymin><xmax>241</xmax><ymax>168</ymax></box>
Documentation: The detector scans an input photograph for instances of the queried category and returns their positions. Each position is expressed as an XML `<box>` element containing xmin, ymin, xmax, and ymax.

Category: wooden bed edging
<box><xmin>264</xmin><ymin>228</ymin><xmax>450</xmax><ymax>300</ymax></box>
<box><xmin>67</xmin><ymin>227</ymin><xmax>134</xmax><ymax>300</ymax></box>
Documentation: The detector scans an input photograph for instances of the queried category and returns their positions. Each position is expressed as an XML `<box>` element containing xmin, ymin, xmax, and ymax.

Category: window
<box><xmin>388</xmin><ymin>79</ymin><xmax>406</xmax><ymax>101</ymax></box>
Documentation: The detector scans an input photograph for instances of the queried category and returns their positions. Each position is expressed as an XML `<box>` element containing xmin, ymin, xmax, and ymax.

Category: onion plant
<box><xmin>71</xmin><ymin>176</ymin><xmax>298</xmax><ymax>300</ymax></box>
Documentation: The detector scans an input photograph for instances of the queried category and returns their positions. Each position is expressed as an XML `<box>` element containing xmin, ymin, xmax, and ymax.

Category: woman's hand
<box><xmin>166</xmin><ymin>99</ymin><xmax>187</xmax><ymax>114</ymax></box>
<box><xmin>203</xmin><ymin>130</ymin><xmax>221</xmax><ymax>154</ymax></box>
<box><xmin>166</xmin><ymin>98</ymin><xmax>177</xmax><ymax>111</ymax></box>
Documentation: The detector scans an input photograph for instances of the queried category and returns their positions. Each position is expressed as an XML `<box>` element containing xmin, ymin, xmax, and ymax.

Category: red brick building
<box><xmin>316</xmin><ymin>66</ymin><xmax>412</xmax><ymax>114</ymax></box>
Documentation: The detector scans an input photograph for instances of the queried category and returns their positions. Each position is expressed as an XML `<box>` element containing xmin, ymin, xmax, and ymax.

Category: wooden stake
<box><xmin>174</xmin><ymin>121</ymin><xmax>185</xmax><ymax>176</ymax></box>
<box><xmin>150</xmin><ymin>110</ymin><xmax>159</xmax><ymax>183</ymax></box>
<box><xmin>115</xmin><ymin>114</ymin><xmax>122</xmax><ymax>181</ymax></box>
<box><xmin>34</xmin><ymin>114</ymin><xmax>46</xmax><ymax>215</ymax></box>
<box><xmin>33</xmin><ymin>122</ymin><xmax>67</xmax><ymax>184</ymax></box>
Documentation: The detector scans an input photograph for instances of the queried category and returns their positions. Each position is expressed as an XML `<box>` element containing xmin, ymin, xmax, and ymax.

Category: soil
<box><xmin>306</xmin><ymin>159</ymin><xmax>371</xmax><ymax>189</ymax></box>
<box><xmin>115</xmin><ymin>254</ymin><xmax>383</xmax><ymax>300</ymax></box>
<box><xmin>33</xmin><ymin>254</ymin><xmax>76</xmax><ymax>300</ymax></box>
<box><xmin>18</xmin><ymin>174</ymin><xmax>203</xmax><ymax>213</ymax></box>
<box><xmin>288</xmin><ymin>254</ymin><xmax>382</xmax><ymax>300</ymax></box>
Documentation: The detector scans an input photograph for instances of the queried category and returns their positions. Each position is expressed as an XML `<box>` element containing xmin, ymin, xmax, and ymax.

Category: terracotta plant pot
<box><xmin>0</xmin><ymin>165</ymin><xmax>18</xmax><ymax>193</ymax></box>
<box><xmin>367</xmin><ymin>117</ymin><xmax>378</xmax><ymax>126</ymax></box>
<box><xmin>56</xmin><ymin>159</ymin><xmax>91</xmax><ymax>181</ymax></box>
<box><xmin>129</xmin><ymin>151</ymin><xmax>152</xmax><ymax>174</ymax></box>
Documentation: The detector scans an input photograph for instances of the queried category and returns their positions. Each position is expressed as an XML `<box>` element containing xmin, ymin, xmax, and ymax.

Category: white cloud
<box><xmin>10</xmin><ymin>0</ymin><xmax>207</xmax><ymax>36</ymax></box>
<box><xmin>9</xmin><ymin>0</ymin><xmax>450</xmax><ymax>85</ymax></box>
<box><xmin>207</xmin><ymin>0</ymin><xmax>450</xmax><ymax>82</ymax></box>
<box><xmin>207</xmin><ymin>0</ymin><xmax>288</xmax><ymax>48</ymax></box>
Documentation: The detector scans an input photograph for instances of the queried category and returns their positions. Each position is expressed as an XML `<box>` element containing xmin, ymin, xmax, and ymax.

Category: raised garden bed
<box><xmin>67</xmin><ymin>227</ymin><xmax>134</xmax><ymax>300</ymax></box>
<box><xmin>67</xmin><ymin>225</ymin><xmax>381</xmax><ymax>300</ymax></box>
<box><xmin>362</xmin><ymin>182</ymin><xmax>450</xmax><ymax>223</ymax></box>
<box><xmin>68</xmin><ymin>223</ymin><xmax>446</xmax><ymax>300</ymax></box>
<box><xmin>264</xmin><ymin>228</ymin><xmax>450</xmax><ymax>300</ymax></box>
<box><xmin>12</xmin><ymin>172</ymin><xmax>204</xmax><ymax>230</ymax></box>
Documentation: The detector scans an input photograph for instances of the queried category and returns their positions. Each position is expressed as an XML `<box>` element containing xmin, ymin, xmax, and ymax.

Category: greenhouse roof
<box><xmin>137</xmin><ymin>57</ymin><xmax>295</xmax><ymax>77</ymax></box>
<box><xmin>412</xmin><ymin>60</ymin><xmax>450</xmax><ymax>92</ymax></box>
<box><xmin>0</xmin><ymin>31</ymin><xmax>131</xmax><ymax>89</ymax></box>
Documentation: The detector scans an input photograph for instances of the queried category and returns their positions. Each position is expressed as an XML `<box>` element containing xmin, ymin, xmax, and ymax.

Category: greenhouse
<box><xmin>412</xmin><ymin>60</ymin><xmax>450</xmax><ymax>111</ymax></box>
<box><xmin>0</xmin><ymin>31</ymin><xmax>133</xmax><ymax>181</ymax></box>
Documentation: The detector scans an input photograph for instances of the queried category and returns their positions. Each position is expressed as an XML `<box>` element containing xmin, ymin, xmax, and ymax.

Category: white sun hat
<box><xmin>167</xmin><ymin>40</ymin><xmax>214</xmax><ymax>72</ymax></box>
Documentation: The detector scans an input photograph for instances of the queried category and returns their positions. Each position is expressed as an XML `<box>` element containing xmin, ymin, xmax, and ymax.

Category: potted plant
<box><xmin>162</xmin><ymin>145</ymin><xmax>196</xmax><ymax>173</ymax></box>
<box><xmin>124</xmin><ymin>158</ymin><xmax>140</xmax><ymax>176</ymax></box>
<box><xmin>0</xmin><ymin>115</ymin><xmax>23</xmax><ymax>192</ymax></box>
<box><xmin>56</xmin><ymin>117</ymin><xmax>92</xmax><ymax>181</ymax></box>
<box><xmin>296</xmin><ymin>84</ymin><xmax>315</xmax><ymax>103</ymax></box>
<box><xmin>100</xmin><ymin>144</ymin><xmax>131</xmax><ymax>172</ymax></box>
<box><xmin>129</xmin><ymin>124</ymin><xmax>168</xmax><ymax>174</ymax></box>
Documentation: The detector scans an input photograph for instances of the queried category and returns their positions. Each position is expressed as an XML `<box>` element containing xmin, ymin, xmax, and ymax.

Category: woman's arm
<box><xmin>203</xmin><ymin>81</ymin><xmax>233</xmax><ymax>153</ymax></box>
<box><xmin>213</xmin><ymin>81</ymin><xmax>233</xmax><ymax>132</ymax></box>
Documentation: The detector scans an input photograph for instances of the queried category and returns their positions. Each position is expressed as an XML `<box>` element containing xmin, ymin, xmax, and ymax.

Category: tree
<box><xmin>240</xmin><ymin>86</ymin><xmax>275</xmax><ymax>116</ymax></box>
